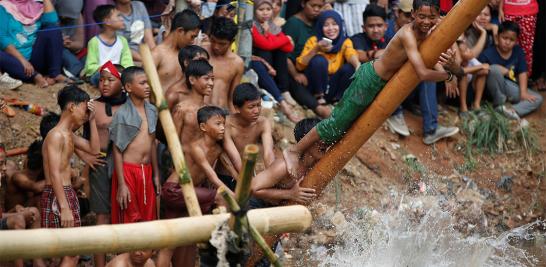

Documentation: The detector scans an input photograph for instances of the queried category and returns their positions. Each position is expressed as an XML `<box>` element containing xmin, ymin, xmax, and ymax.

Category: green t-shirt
<box><xmin>282</xmin><ymin>16</ymin><xmax>314</xmax><ymax>61</ymax></box>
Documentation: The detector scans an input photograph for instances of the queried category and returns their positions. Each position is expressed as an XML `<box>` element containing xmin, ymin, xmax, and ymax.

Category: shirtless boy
<box><xmin>219</xmin><ymin>83</ymin><xmax>275</xmax><ymax>190</ymax></box>
<box><xmin>152</xmin><ymin>9</ymin><xmax>201</xmax><ymax>91</ymax></box>
<box><xmin>92</xmin><ymin>61</ymin><xmax>126</xmax><ymax>267</ymax></box>
<box><xmin>284</xmin><ymin>0</ymin><xmax>463</xmax><ymax>174</ymax></box>
<box><xmin>41</xmin><ymin>85</ymin><xmax>99</xmax><ymax>266</ymax></box>
<box><xmin>159</xmin><ymin>106</ymin><xmax>234</xmax><ymax>267</ymax></box>
<box><xmin>106</xmin><ymin>250</ymin><xmax>155</xmax><ymax>267</ymax></box>
<box><xmin>165</xmin><ymin>45</ymin><xmax>210</xmax><ymax>110</ymax></box>
<box><xmin>251</xmin><ymin>118</ymin><xmax>324</xmax><ymax>207</ymax></box>
<box><xmin>110</xmin><ymin>66</ymin><xmax>159</xmax><ymax>224</ymax></box>
<box><xmin>205</xmin><ymin>17</ymin><xmax>244</xmax><ymax>111</ymax></box>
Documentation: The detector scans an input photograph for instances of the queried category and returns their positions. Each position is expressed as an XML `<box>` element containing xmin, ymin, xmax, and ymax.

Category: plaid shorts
<box><xmin>40</xmin><ymin>185</ymin><xmax>81</xmax><ymax>228</ymax></box>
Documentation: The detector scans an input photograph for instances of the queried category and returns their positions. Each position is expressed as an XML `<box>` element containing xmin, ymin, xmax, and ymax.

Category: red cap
<box><xmin>99</xmin><ymin>61</ymin><xmax>121</xmax><ymax>80</ymax></box>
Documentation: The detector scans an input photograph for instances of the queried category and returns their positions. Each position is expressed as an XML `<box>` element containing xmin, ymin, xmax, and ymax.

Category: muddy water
<box><xmin>303</xmin><ymin>195</ymin><xmax>546</xmax><ymax>267</ymax></box>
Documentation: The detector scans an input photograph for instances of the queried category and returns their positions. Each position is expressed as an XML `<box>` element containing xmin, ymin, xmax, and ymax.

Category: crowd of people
<box><xmin>0</xmin><ymin>0</ymin><xmax>545</xmax><ymax>266</ymax></box>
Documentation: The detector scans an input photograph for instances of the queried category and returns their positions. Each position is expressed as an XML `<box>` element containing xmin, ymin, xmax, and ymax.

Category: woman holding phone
<box><xmin>296</xmin><ymin>10</ymin><xmax>360</xmax><ymax>104</ymax></box>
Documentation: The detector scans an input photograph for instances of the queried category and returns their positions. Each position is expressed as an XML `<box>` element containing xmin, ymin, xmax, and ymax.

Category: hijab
<box><xmin>0</xmin><ymin>0</ymin><xmax>43</xmax><ymax>25</ymax></box>
<box><xmin>253</xmin><ymin>0</ymin><xmax>282</xmax><ymax>35</ymax></box>
<box><xmin>314</xmin><ymin>10</ymin><xmax>346</xmax><ymax>54</ymax></box>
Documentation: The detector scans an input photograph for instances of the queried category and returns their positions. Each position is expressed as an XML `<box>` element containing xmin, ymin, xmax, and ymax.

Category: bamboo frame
<box><xmin>139</xmin><ymin>44</ymin><xmax>202</xmax><ymax>217</ymax></box>
<box><xmin>0</xmin><ymin>206</ymin><xmax>312</xmax><ymax>261</ymax></box>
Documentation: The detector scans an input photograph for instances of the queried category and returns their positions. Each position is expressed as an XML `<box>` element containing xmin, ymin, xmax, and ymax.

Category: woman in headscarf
<box><xmin>0</xmin><ymin>0</ymin><xmax>65</xmax><ymax>87</ymax></box>
<box><xmin>296</xmin><ymin>10</ymin><xmax>360</xmax><ymax>104</ymax></box>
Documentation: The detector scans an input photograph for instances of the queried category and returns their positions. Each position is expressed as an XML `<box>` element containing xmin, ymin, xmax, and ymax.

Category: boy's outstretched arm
<box><xmin>283</xmin><ymin>127</ymin><xmax>321</xmax><ymax>177</ymax></box>
<box><xmin>45</xmin><ymin>132</ymin><xmax>74</xmax><ymax>228</ymax></box>
<box><xmin>191</xmin><ymin>145</ymin><xmax>235</xmax><ymax>195</ymax></box>
<box><xmin>261</xmin><ymin>119</ymin><xmax>275</xmax><ymax>168</ymax></box>
<box><xmin>223</xmin><ymin>128</ymin><xmax>242</xmax><ymax>172</ymax></box>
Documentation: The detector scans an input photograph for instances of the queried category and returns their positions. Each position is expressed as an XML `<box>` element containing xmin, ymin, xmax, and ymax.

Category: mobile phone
<box><xmin>322</xmin><ymin>37</ymin><xmax>333</xmax><ymax>45</ymax></box>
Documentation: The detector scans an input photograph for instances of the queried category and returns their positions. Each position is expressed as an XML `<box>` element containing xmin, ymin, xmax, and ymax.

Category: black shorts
<box><xmin>217</xmin><ymin>174</ymin><xmax>237</xmax><ymax>192</ymax></box>
<box><xmin>0</xmin><ymin>217</ymin><xmax>9</xmax><ymax>230</ymax></box>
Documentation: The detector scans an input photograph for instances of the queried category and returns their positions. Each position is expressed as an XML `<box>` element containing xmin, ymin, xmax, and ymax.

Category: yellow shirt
<box><xmin>296</xmin><ymin>36</ymin><xmax>357</xmax><ymax>75</ymax></box>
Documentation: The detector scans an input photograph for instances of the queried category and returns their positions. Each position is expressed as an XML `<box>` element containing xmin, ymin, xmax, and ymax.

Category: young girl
<box><xmin>296</xmin><ymin>10</ymin><xmax>360</xmax><ymax>104</ymax></box>
<box><xmin>251</xmin><ymin>0</ymin><xmax>300</xmax><ymax>122</ymax></box>
<box><xmin>271</xmin><ymin>0</ymin><xmax>285</xmax><ymax>27</ymax></box>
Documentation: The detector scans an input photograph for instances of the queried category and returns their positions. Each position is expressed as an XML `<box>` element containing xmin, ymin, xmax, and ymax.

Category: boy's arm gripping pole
<box><xmin>139</xmin><ymin>44</ymin><xmax>203</xmax><ymax>217</ymax></box>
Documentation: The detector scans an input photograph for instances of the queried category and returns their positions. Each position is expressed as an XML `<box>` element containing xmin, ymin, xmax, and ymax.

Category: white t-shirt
<box><xmin>97</xmin><ymin>35</ymin><xmax>123</xmax><ymax>66</ymax></box>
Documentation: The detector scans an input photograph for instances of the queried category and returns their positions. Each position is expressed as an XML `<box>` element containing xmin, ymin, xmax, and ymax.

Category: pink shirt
<box><xmin>503</xmin><ymin>0</ymin><xmax>539</xmax><ymax>16</ymax></box>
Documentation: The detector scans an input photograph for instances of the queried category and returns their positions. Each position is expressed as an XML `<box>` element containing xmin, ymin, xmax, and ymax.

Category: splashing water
<box><xmin>315</xmin><ymin>195</ymin><xmax>545</xmax><ymax>267</ymax></box>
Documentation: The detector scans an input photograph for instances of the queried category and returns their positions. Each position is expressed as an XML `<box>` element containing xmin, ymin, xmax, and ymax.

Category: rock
<box><xmin>496</xmin><ymin>176</ymin><xmax>513</xmax><ymax>192</ymax></box>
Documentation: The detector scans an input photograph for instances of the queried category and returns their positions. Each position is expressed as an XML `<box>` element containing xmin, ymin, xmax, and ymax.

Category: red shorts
<box><xmin>111</xmin><ymin>162</ymin><xmax>156</xmax><ymax>224</ymax></box>
<box><xmin>40</xmin><ymin>185</ymin><xmax>81</xmax><ymax>228</ymax></box>
<box><xmin>161</xmin><ymin>182</ymin><xmax>216</xmax><ymax>219</ymax></box>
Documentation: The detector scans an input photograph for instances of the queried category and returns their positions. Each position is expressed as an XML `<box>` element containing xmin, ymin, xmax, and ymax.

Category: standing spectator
<box><xmin>54</xmin><ymin>0</ymin><xmax>86</xmax><ymax>78</ymax></box>
<box><xmin>333</xmin><ymin>0</ymin><xmax>369</xmax><ymax>37</ymax></box>
<box><xmin>0</xmin><ymin>0</ymin><xmax>65</xmax><ymax>87</ymax></box>
<box><xmin>499</xmin><ymin>0</ymin><xmax>539</xmax><ymax>75</ymax></box>
<box><xmin>114</xmin><ymin>0</ymin><xmax>156</xmax><ymax>62</ymax></box>
<box><xmin>531</xmin><ymin>0</ymin><xmax>545</xmax><ymax>90</ymax></box>
<box><xmin>296</xmin><ymin>10</ymin><xmax>360</xmax><ymax>104</ymax></box>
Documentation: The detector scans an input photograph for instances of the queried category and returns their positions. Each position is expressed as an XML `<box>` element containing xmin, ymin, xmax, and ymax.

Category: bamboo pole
<box><xmin>235</xmin><ymin>0</ymin><xmax>253</xmax><ymax>67</ymax></box>
<box><xmin>0</xmin><ymin>206</ymin><xmax>312</xmax><ymax>261</ymax></box>
<box><xmin>229</xmin><ymin>145</ymin><xmax>259</xmax><ymax>236</ymax></box>
<box><xmin>139</xmin><ymin>44</ymin><xmax>202</xmax><ymax>217</ymax></box>
<box><xmin>300</xmin><ymin>0</ymin><xmax>490</xmax><ymax>193</ymax></box>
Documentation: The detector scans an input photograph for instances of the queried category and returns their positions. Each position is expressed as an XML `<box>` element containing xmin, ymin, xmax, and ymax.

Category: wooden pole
<box><xmin>139</xmin><ymin>44</ymin><xmax>202</xmax><ymax>217</ymax></box>
<box><xmin>301</xmin><ymin>0</ymin><xmax>490</xmax><ymax>193</ymax></box>
<box><xmin>0</xmin><ymin>206</ymin><xmax>312</xmax><ymax>261</ymax></box>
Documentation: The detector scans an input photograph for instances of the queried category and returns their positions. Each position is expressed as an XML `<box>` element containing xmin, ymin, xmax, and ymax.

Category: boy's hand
<box><xmin>521</xmin><ymin>91</ymin><xmax>538</xmax><ymax>102</ymax></box>
<box><xmin>87</xmin><ymin>100</ymin><xmax>96</xmax><ymax>120</ymax></box>
<box><xmin>80</xmin><ymin>153</ymin><xmax>106</xmax><ymax>170</ymax></box>
<box><xmin>60</xmin><ymin>208</ymin><xmax>74</xmax><ymax>228</ymax></box>
<box><xmin>290</xmin><ymin>179</ymin><xmax>316</xmax><ymax>204</ymax></box>
<box><xmin>117</xmin><ymin>184</ymin><xmax>131</xmax><ymax>210</ymax></box>
<box><xmin>445</xmin><ymin>77</ymin><xmax>459</xmax><ymax>98</ymax></box>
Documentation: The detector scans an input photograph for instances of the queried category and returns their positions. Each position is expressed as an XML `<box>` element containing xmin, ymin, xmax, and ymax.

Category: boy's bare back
<box><xmin>206</xmin><ymin>48</ymin><xmax>244</xmax><ymax>110</ymax></box>
<box><xmin>152</xmin><ymin>43</ymin><xmax>183</xmax><ymax>92</ymax></box>
<box><xmin>43</xmin><ymin>128</ymin><xmax>74</xmax><ymax>186</ymax></box>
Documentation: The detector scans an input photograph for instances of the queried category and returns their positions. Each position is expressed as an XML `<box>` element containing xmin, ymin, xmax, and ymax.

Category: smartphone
<box><xmin>322</xmin><ymin>37</ymin><xmax>333</xmax><ymax>45</ymax></box>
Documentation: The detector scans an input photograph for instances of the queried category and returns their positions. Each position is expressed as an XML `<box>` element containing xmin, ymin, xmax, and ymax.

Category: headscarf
<box><xmin>99</xmin><ymin>61</ymin><xmax>121</xmax><ymax>80</ymax></box>
<box><xmin>0</xmin><ymin>0</ymin><xmax>43</xmax><ymax>25</ymax></box>
<box><xmin>253</xmin><ymin>0</ymin><xmax>282</xmax><ymax>35</ymax></box>
<box><xmin>314</xmin><ymin>10</ymin><xmax>346</xmax><ymax>54</ymax></box>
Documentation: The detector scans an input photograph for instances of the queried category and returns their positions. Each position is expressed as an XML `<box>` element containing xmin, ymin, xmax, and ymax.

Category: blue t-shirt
<box><xmin>350</xmin><ymin>32</ymin><xmax>390</xmax><ymax>52</ymax></box>
<box><xmin>0</xmin><ymin>8</ymin><xmax>58</xmax><ymax>59</ymax></box>
<box><xmin>478</xmin><ymin>45</ymin><xmax>527</xmax><ymax>82</ymax></box>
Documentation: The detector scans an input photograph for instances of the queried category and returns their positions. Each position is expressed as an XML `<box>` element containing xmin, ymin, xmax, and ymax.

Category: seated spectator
<box><xmin>84</xmin><ymin>0</ymin><xmax>115</xmax><ymax>42</ymax></box>
<box><xmin>0</xmin><ymin>71</ymin><xmax>23</xmax><ymax>90</ymax></box>
<box><xmin>84</xmin><ymin>5</ymin><xmax>134</xmax><ymax>86</ymax></box>
<box><xmin>271</xmin><ymin>0</ymin><xmax>286</xmax><ymax>27</ymax></box>
<box><xmin>0</xmin><ymin>0</ymin><xmax>65</xmax><ymax>87</ymax></box>
<box><xmin>465</xmin><ymin>5</ymin><xmax>497</xmax><ymax>51</ymax></box>
<box><xmin>479</xmin><ymin>21</ymin><xmax>543</xmax><ymax>120</ymax></box>
<box><xmin>54</xmin><ymin>0</ymin><xmax>86</xmax><ymax>78</ymax></box>
<box><xmin>283</xmin><ymin>0</ymin><xmax>331</xmax><ymax>118</ymax></box>
<box><xmin>251</xmin><ymin>0</ymin><xmax>300</xmax><ymax>122</ymax></box>
<box><xmin>296</xmin><ymin>10</ymin><xmax>360</xmax><ymax>104</ymax></box>
<box><xmin>114</xmin><ymin>0</ymin><xmax>156</xmax><ymax>62</ymax></box>
<box><xmin>351</xmin><ymin>4</ymin><xmax>390</xmax><ymax>63</ymax></box>
<box><xmin>457</xmin><ymin>32</ymin><xmax>489</xmax><ymax>117</ymax></box>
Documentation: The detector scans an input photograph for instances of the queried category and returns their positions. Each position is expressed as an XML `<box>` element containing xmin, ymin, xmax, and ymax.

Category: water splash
<box><xmin>315</xmin><ymin>195</ymin><xmax>544</xmax><ymax>267</ymax></box>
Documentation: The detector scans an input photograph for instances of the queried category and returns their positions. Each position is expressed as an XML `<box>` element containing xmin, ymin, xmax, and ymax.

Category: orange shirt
<box><xmin>296</xmin><ymin>36</ymin><xmax>357</xmax><ymax>75</ymax></box>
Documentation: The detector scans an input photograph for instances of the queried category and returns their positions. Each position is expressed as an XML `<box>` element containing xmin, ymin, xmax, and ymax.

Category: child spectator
<box><xmin>110</xmin><ymin>67</ymin><xmax>159</xmax><ymax>224</ymax></box>
<box><xmin>296</xmin><ymin>10</ymin><xmax>360</xmax><ymax>104</ymax></box>
<box><xmin>84</xmin><ymin>5</ymin><xmax>134</xmax><ymax>87</ymax></box>
<box><xmin>106</xmin><ymin>249</ymin><xmax>155</xmax><ymax>267</ymax></box>
<box><xmin>91</xmin><ymin>61</ymin><xmax>126</xmax><ymax>267</ymax></box>
<box><xmin>351</xmin><ymin>4</ymin><xmax>390</xmax><ymax>63</ymax></box>
<box><xmin>251</xmin><ymin>118</ymin><xmax>324</xmax><ymax>207</ymax></box>
<box><xmin>152</xmin><ymin>9</ymin><xmax>201</xmax><ymax>92</ymax></box>
<box><xmin>206</xmin><ymin>17</ymin><xmax>244</xmax><ymax>111</ymax></box>
<box><xmin>114</xmin><ymin>0</ymin><xmax>156</xmax><ymax>62</ymax></box>
<box><xmin>457</xmin><ymin>33</ymin><xmax>490</xmax><ymax>116</ymax></box>
<box><xmin>0</xmin><ymin>0</ymin><xmax>65</xmax><ymax>87</ymax></box>
<box><xmin>218</xmin><ymin>83</ymin><xmax>275</xmax><ymax>190</ymax></box>
<box><xmin>158</xmin><ymin>106</ymin><xmax>230</xmax><ymax>267</ymax></box>
<box><xmin>479</xmin><ymin>21</ymin><xmax>543</xmax><ymax>120</ymax></box>
<box><xmin>41</xmin><ymin>85</ymin><xmax>99</xmax><ymax>266</ymax></box>
<box><xmin>165</xmin><ymin>45</ymin><xmax>210</xmax><ymax>110</ymax></box>
<box><xmin>465</xmin><ymin>5</ymin><xmax>498</xmax><ymax>51</ymax></box>
<box><xmin>251</xmin><ymin>0</ymin><xmax>300</xmax><ymax>122</ymax></box>
<box><xmin>283</xmin><ymin>0</ymin><xmax>332</xmax><ymax>118</ymax></box>
<box><xmin>499</xmin><ymin>0</ymin><xmax>538</xmax><ymax>76</ymax></box>
<box><xmin>54</xmin><ymin>0</ymin><xmax>86</xmax><ymax>79</ymax></box>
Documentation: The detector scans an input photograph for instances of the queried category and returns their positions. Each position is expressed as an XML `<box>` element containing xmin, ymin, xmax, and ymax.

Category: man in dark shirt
<box><xmin>351</xmin><ymin>4</ymin><xmax>390</xmax><ymax>63</ymax></box>
<box><xmin>479</xmin><ymin>21</ymin><xmax>543</xmax><ymax>120</ymax></box>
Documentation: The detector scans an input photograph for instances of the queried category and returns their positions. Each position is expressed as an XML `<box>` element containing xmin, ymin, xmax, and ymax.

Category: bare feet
<box><xmin>33</xmin><ymin>74</ymin><xmax>48</xmax><ymax>88</ymax></box>
<box><xmin>45</xmin><ymin>77</ymin><xmax>55</xmax><ymax>85</ymax></box>
<box><xmin>282</xmin><ymin>146</ymin><xmax>301</xmax><ymax>178</ymax></box>
<box><xmin>279</xmin><ymin>100</ymin><xmax>301</xmax><ymax>123</ymax></box>
<box><xmin>54</xmin><ymin>74</ymin><xmax>68</xmax><ymax>83</ymax></box>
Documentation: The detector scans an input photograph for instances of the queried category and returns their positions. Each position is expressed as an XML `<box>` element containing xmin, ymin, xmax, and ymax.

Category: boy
<box><xmin>152</xmin><ymin>9</ymin><xmax>201</xmax><ymax>91</ymax></box>
<box><xmin>172</xmin><ymin>59</ymin><xmax>215</xmax><ymax>148</ymax></box>
<box><xmin>284</xmin><ymin>0</ymin><xmax>462</xmax><ymax>174</ymax></box>
<box><xmin>351</xmin><ymin>4</ymin><xmax>390</xmax><ymax>63</ymax></box>
<box><xmin>110</xmin><ymin>66</ymin><xmax>159</xmax><ymax>224</ymax></box>
<box><xmin>218</xmin><ymin>83</ymin><xmax>275</xmax><ymax>190</ymax></box>
<box><xmin>165</xmin><ymin>45</ymin><xmax>210</xmax><ymax>110</ymax></box>
<box><xmin>205</xmin><ymin>17</ymin><xmax>244</xmax><ymax>112</ymax></box>
<box><xmin>84</xmin><ymin>5</ymin><xmax>134</xmax><ymax>87</ymax></box>
<box><xmin>41</xmin><ymin>85</ymin><xmax>99</xmax><ymax>266</ymax></box>
<box><xmin>106</xmin><ymin>250</ymin><xmax>155</xmax><ymax>267</ymax></box>
<box><xmin>92</xmin><ymin>61</ymin><xmax>126</xmax><ymax>267</ymax></box>
<box><xmin>478</xmin><ymin>21</ymin><xmax>543</xmax><ymax>120</ymax></box>
<box><xmin>159</xmin><ymin>106</ymin><xmax>234</xmax><ymax>267</ymax></box>
<box><xmin>114</xmin><ymin>0</ymin><xmax>156</xmax><ymax>62</ymax></box>
<box><xmin>251</xmin><ymin>118</ymin><xmax>323</xmax><ymax>207</ymax></box>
